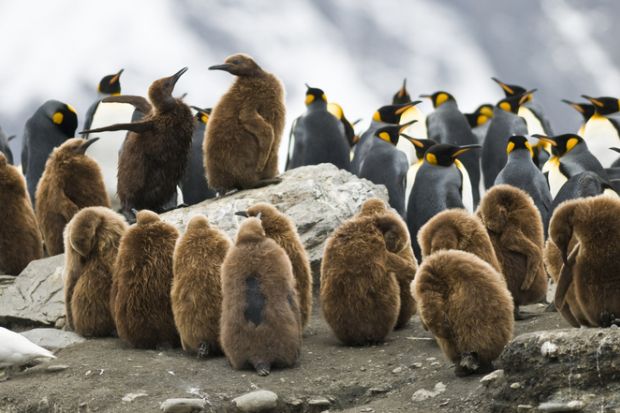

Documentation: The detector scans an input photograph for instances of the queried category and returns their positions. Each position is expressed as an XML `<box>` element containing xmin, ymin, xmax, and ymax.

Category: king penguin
<box><xmin>465</xmin><ymin>104</ymin><xmax>494</xmax><ymax>144</ymax></box>
<box><xmin>392</xmin><ymin>78</ymin><xmax>411</xmax><ymax>105</ymax></box>
<box><xmin>21</xmin><ymin>100</ymin><xmax>78</xmax><ymax>205</ymax></box>
<box><xmin>550</xmin><ymin>171</ymin><xmax>618</xmax><ymax>218</ymax></box>
<box><xmin>481</xmin><ymin>92</ymin><xmax>531</xmax><ymax>188</ymax></box>
<box><xmin>358</xmin><ymin>123</ymin><xmax>414</xmax><ymax>216</ymax></box>
<box><xmin>420</xmin><ymin>91</ymin><xmax>481</xmax><ymax>206</ymax></box>
<box><xmin>327</xmin><ymin>102</ymin><xmax>359</xmax><ymax>149</ymax></box>
<box><xmin>562</xmin><ymin>99</ymin><xmax>595</xmax><ymax>136</ymax></box>
<box><xmin>179</xmin><ymin>107</ymin><xmax>216</xmax><ymax>205</ymax></box>
<box><xmin>287</xmin><ymin>85</ymin><xmax>350</xmax><ymax>171</ymax></box>
<box><xmin>399</xmin><ymin>135</ymin><xmax>437</xmax><ymax>209</ymax></box>
<box><xmin>82</xmin><ymin>70</ymin><xmax>136</xmax><ymax>210</ymax></box>
<box><xmin>406</xmin><ymin>143</ymin><xmax>481</xmax><ymax>260</ymax></box>
<box><xmin>0</xmin><ymin>128</ymin><xmax>15</xmax><ymax>165</ymax></box>
<box><xmin>397</xmin><ymin>101</ymin><xmax>428</xmax><ymax>166</ymax></box>
<box><xmin>495</xmin><ymin>135</ymin><xmax>553</xmax><ymax>236</ymax></box>
<box><xmin>537</xmin><ymin>133</ymin><xmax>609</xmax><ymax>198</ymax></box>
<box><xmin>351</xmin><ymin>102</ymin><xmax>418</xmax><ymax>174</ymax></box>
<box><xmin>580</xmin><ymin>95</ymin><xmax>620</xmax><ymax>167</ymax></box>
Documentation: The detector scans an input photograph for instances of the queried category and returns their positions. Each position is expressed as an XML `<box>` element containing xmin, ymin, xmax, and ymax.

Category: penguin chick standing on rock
<box><xmin>180</xmin><ymin>107</ymin><xmax>216</xmax><ymax>205</ymax></box>
<box><xmin>172</xmin><ymin>215</ymin><xmax>231</xmax><ymax>356</ymax></box>
<box><xmin>80</xmin><ymin>68</ymin><xmax>193</xmax><ymax>219</ymax></box>
<box><xmin>35</xmin><ymin>138</ymin><xmax>109</xmax><ymax>256</ymax></box>
<box><xmin>417</xmin><ymin>208</ymin><xmax>501</xmax><ymax>272</ymax></box>
<box><xmin>205</xmin><ymin>54</ymin><xmax>286</xmax><ymax>193</ymax></box>
<box><xmin>63</xmin><ymin>207</ymin><xmax>127</xmax><ymax>337</ymax></box>
<box><xmin>476</xmin><ymin>185</ymin><xmax>547</xmax><ymax>319</ymax></box>
<box><xmin>22</xmin><ymin>100</ymin><xmax>78</xmax><ymax>204</ymax></box>
<box><xmin>495</xmin><ymin>136</ymin><xmax>553</xmax><ymax>236</ymax></box>
<box><xmin>236</xmin><ymin>203</ymin><xmax>312</xmax><ymax>329</ymax></box>
<box><xmin>220</xmin><ymin>217</ymin><xmax>301</xmax><ymax>376</ymax></box>
<box><xmin>415</xmin><ymin>250</ymin><xmax>514</xmax><ymax>376</ymax></box>
<box><xmin>111</xmin><ymin>210</ymin><xmax>180</xmax><ymax>349</ymax></box>
<box><xmin>0</xmin><ymin>153</ymin><xmax>43</xmax><ymax>275</ymax></box>
<box><xmin>356</xmin><ymin>198</ymin><xmax>418</xmax><ymax>329</ymax></box>
<box><xmin>320</xmin><ymin>213</ymin><xmax>407</xmax><ymax>345</ymax></box>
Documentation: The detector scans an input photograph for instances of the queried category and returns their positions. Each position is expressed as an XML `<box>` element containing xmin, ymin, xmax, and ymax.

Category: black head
<box><xmin>209</xmin><ymin>53</ymin><xmax>263</xmax><ymax>77</ymax></box>
<box><xmin>373</xmin><ymin>101</ymin><xmax>421</xmax><ymax>124</ymax></box>
<box><xmin>581</xmin><ymin>95</ymin><xmax>620</xmax><ymax>116</ymax></box>
<box><xmin>533</xmin><ymin>133</ymin><xmax>585</xmax><ymax>157</ymax></box>
<box><xmin>420</xmin><ymin>91</ymin><xmax>456</xmax><ymax>109</ymax></box>
<box><xmin>400</xmin><ymin>134</ymin><xmax>437</xmax><ymax>160</ymax></box>
<box><xmin>42</xmin><ymin>100</ymin><xmax>78</xmax><ymax>137</ymax></box>
<box><xmin>392</xmin><ymin>78</ymin><xmax>411</xmax><ymax>105</ymax></box>
<box><xmin>496</xmin><ymin>90</ymin><xmax>535</xmax><ymax>114</ymax></box>
<box><xmin>191</xmin><ymin>106</ymin><xmax>212</xmax><ymax>124</ymax></box>
<box><xmin>561</xmin><ymin>100</ymin><xmax>595</xmax><ymax>123</ymax></box>
<box><xmin>491</xmin><ymin>77</ymin><xmax>529</xmax><ymax>100</ymax></box>
<box><xmin>98</xmin><ymin>69</ymin><xmax>123</xmax><ymax>95</ymax></box>
<box><xmin>465</xmin><ymin>103</ymin><xmax>494</xmax><ymax>127</ymax></box>
<box><xmin>374</xmin><ymin>120</ymin><xmax>416</xmax><ymax>146</ymax></box>
<box><xmin>424</xmin><ymin>143</ymin><xmax>481</xmax><ymax>167</ymax></box>
<box><xmin>304</xmin><ymin>84</ymin><xmax>327</xmax><ymax>106</ymax></box>
<box><xmin>506</xmin><ymin>135</ymin><xmax>533</xmax><ymax>157</ymax></box>
<box><xmin>148</xmin><ymin>67</ymin><xmax>188</xmax><ymax>108</ymax></box>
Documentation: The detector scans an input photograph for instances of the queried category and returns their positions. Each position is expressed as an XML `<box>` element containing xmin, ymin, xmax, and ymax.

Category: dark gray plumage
<box><xmin>0</xmin><ymin>128</ymin><xmax>14</xmax><ymax>165</ymax></box>
<box><xmin>180</xmin><ymin>108</ymin><xmax>216</xmax><ymax>205</ymax></box>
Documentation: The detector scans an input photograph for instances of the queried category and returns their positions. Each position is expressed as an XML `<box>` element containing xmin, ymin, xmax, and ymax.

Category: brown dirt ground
<box><xmin>0</xmin><ymin>302</ymin><xmax>570</xmax><ymax>413</ymax></box>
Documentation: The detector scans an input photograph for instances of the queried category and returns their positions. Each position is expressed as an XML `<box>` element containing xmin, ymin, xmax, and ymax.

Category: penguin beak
<box><xmin>7</xmin><ymin>135</ymin><xmax>16</xmax><ymax>142</ymax></box>
<box><xmin>209</xmin><ymin>63</ymin><xmax>233</xmax><ymax>72</ymax></box>
<box><xmin>519</xmin><ymin>89</ymin><xmax>537</xmax><ymax>105</ymax></box>
<box><xmin>170</xmin><ymin>67</ymin><xmax>188</xmax><ymax>85</ymax></box>
<box><xmin>400</xmin><ymin>133</ymin><xmax>425</xmax><ymax>148</ymax></box>
<box><xmin>532</xmin><ymin>134</ymin><xmax>557</xmax><ymax>147</ymax></box>
<box><xmin>451</xmin><ymin>144</ymin><xmax>481</xmax><ymax>158</ymax></box>
<box><xmin>235</xmin><ymin>211</ymin><xmax>249</xmax><ymax>217</ymax></box>
<box><xmin>581</xmin><ymin>95</ymin><xmax>604</xmax><ymax>108</ymax></box>
<box><xmin>561</xmin><ymin>99</ymin><xmax>585</xmax><ymax>113</ymax></box>
<box><xmin>398</xmin><ymin>78</ymin><xmax>407</xmax><ymax>97</ymax></box>
<box><xmin>79</xmin><ymin>137</ymin><xmax>99</xmax><ymax>153</ymax></box>
<box><xmin>395</xmin><ymin>101</ymin><xmax>421</xmax><ymax>115</ymax></box>
<box><xmin>352</xmin><ymin>118</ymin><xmax>363</xmax><ymax>126</ymax></box>
<box><xmin>491</xmin><ymin>77</ymin><xmax>515</xmax><ymax>95</ymax></box>
<box><xmin>110</xmin><ymin>68</ymin><xmax>124</xmax><ymax>84</ymax></box>
<box><xmin>398</xmin><ymin>120</ymin><xmax>417</xmax><ymax>132</ymax></box>
<box><xmin>609</xmin><ymin>147</ymin><xmax>620</xmax><ymax>154</ymax></box>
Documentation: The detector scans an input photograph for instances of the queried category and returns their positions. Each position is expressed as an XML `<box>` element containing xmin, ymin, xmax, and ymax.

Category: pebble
<box><xmin>46</xmin><ymin>364</ymin><xmax>69</xmax><ymax>373</ymax></box>
<box><xmin>410</xmin><ymin>362</ymin><xmax>423</xmax><ymax>369</ymax></box>
<box><xmin>517</xmin><ymin>405</ymin><xmax>534</xmax><ymax>412</ymax></box>
<box><xmin>160</xmin><ymin>398</ymin><xmax>206</xmax><ymax>412</ymax></box>
<box><xmin>541</xmin><ymin>341</ymin><xmax>559</xmax><ymax>359</ymax></box>
<box><xmin>308</xmin><ymin>397</ymin><xmax>331</xmax><ymax>407</ymax></box>
<box><xmin>480</xmin><ymin>369</ymin><xmax>505</xmax><ymax>387</ymax></box>
<box><xmin>538</xmin><ymin>400</ymin><xmax>585</xmax><ymax>412</ymax></box>
<box><xmin>232</xmin><ymin>390</ymin><xmax>278</xmax><ymax>412</ymax></box>
<box><xmin>122</xmin><ymin>392</ymin><xmax>148</xmax><ymax>402</ymax></box>
<box><xmin>510</xmin><ymin>382</ymin><xmax>521</xmax><ymax>389</ymax></box>
<box><xmin>411</xmin><ymin>382</ymin><xmax>446</xmax><ymax>402</ymax></box>
<box><xmin>392</xmin><ymin>367</ymin><xmax>403</xmax><ymax>374</ymax></box>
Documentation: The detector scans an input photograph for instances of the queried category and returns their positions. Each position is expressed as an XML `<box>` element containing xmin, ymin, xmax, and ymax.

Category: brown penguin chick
<box><xmin>415</xmin><ymin>250</ymin><xmax>514</xmax><ymax>376</ymax></box>
<box><xmin>543</xmin><ymin>238</ymin><xmax>583</xmax><ymax>327</ymax></box>
<box><xmin>355</xmin><ymin>197</ymin><xmax>418</xmax><ymax>329</ymax></box>
<box><xmin>220</xmin><ymin>217</ymin><xmax>301</xmax><ymax>376</ymax></box>
<box><xmin>111</xmin><ymin>210</ymin><xmax>180</xmax><ymax>349</ymax></box>
<box><xmin>35</xmin><ymin>138</ymin><xmax>109</xmax><ymax>256</ymax></box>
<box><xmin>63</xmin><ymin>207</ymin><xmax>127</xmax><ymax>337</ymax></box>
<box><xmin>236</xmin><ymin>203</ymin><xmax>313</xmax><ymax>329</ymax></box>
<box><xmin>320</xmin><ymin>213</ymin><xmax>405</xmax><ymax>345</ymax></box>
<box><xmin>476</xmin><ymin>184</ymin><xmax>547</xmax><ymax>320</ymax></box>
<box><xmin>549</xmin><ymin>195</ymin><xmax>620</xmax><ymax>327</ymax></box>
<box><xmin>205</xmin><ymin>54</ymin><xmax>286</xmax><ymax>193</ymax></box>
<box><xmin>0</xmin><ymin>153</ymin><xmax>43</xmax><ymax>275</ymax></box>
<box><xmin>418</xmin><ymin>208</ymin><xmax>501</xmax><ymax>272</ymax></box>
<box><xmin>171</xmin><ymin>215</ymin><xmax>232</xmax><ymax>356</ymax></box>
<box><xmin>80</xmin><ymin>68</ymin><xmax>193</xmax><ymax>217</ymax></box>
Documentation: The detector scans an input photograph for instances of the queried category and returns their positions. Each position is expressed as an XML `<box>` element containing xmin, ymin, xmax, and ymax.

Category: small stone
<box><xmin>392</xmin><ymin>367</ymin><xmax>403</xmax><ymax>374</ymax></box>
<box><xmin>361</xmin><ymin>409</ymin><xmax>374</xmax><ymax>412</ymax></box>
<box><xmin>411</xmin><ymin>382</ymin><xmax>446</xmax><ymax>402</ymax></box>
<box><xmin>369</xmin><ymin>386</ymin><xmax>389</xmax><ymax>395</ymax></box>
<box><xmin>426</xmin><ymin>357</ymin><xmax>436</xmax><ymax>361</ymax></box>
<box><xmin>538</xmin><ymin>400</ymin><xmax>585</xmax><ymax>412</ymax></box>
<box><xmin>122</xmin><ymin>392</ymin><xmax>148</xmax><ymax>402</ymax></box>
<box><xmin>411</xmin><ymin>362</ymin><xmax>423</xmax><ymax>369</ymax></box>
<box><xmin>430</xmin><ymin>361</ymin><xmax>441</xmax><ymax>367</ymax></box>
<box><xmin>480</xmin><ymin>369</ymin><xmax>505</xmax><ymax>387</ymax></box>
<box><xmin>55</xmin><ymin>317</ymin><xmax>66</xmax><ymax>329</ymax></box>
<box><xmin>308</xmin><ymin>398</ymin><xmax>330</xmax><ymax>407</ymax></box>
<box><xmin>541</xmin><ymin>341</ymin><xmax>559</xmax><ymax>359</ymax></box>
<box><xmin>287</xmin><ymin>398</ymin><xmax>303</xmax><ymax>407</ymax></box>
<box><xmin>517</xmin><ymin>405</ymin><xmax>534</xmax><ymax>412</ymax></box>
<box><xmin>360</xmin><ymin>366</ymin><xmax>366</xmax><ymax>371</ymax></box>
<box><xmin>233</xmin><ymin>390</ymin><xmax>278</xmax><ymax>412</ymax></box>
<box><xmin>160</xmin><ymin>398</ymin><xmax>206</xmax><ymax>412</ymax></box>
<box><xmin>46</xmin><ymin>364</ymin><xmax>69</xmax><ymax>373</ymax></box>
<box><xmin>510</xmin><ymin>382</ymin><xmax>521</xmax><ymax>389</ymax></box>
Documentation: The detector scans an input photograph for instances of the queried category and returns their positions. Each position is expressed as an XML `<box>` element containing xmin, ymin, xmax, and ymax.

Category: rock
<box><xmin>480</xmin><ymin>369</ymin><xmax>505</xmax><ymax>387</ymax></box>
<box><xmin>0</xmin><ymin>255</ymin><xmax>65</xmax><ymax>327</ymax></box>
<box><xmin>0</xmin><ymin>275</ymin><xmax>15</xmax><ymax>295</ymax></box>
<box><xmin>411</xmin><ymin>382</ymin><xmax>446</xmax><ymax>402</ymax></box>
<box><xmin>46</xmin><ymin>364</ymin><xmax>69</xmax><ymax>373</ymax></box>
<box><xmin>161</xmin><ymin>164</ymin><xmax>388</xmax><ymax>283</ymax></box>
<box><xmin>308</xmin><ymin>397</ymin><xmax>330</xmax><ymax>407</ymax></box>
<box><xmin>122</xmin><ymin>392</ymin><xmax>148</xmax><ymax>403</ymax></box>
<box><xmin>232</xmin><ymin>390</ymin><xmax>278</xmax><ymax>412</ymax></box>
<box><xmin>493</xmin><ymin>329</ymin><xmax>620</xmax><ymax>411</ymax></box>
<box><xmin>392</xmin><ymin>366</ymin><xmax>403</xmax><ymax>374</ymax></box>
<box><xmin>538</xmin><ymin>400</ymin><xmax>585</xmax><ymax>412</ymax></box>
<box><xmin>20</xmin><ymin>328</ymin><xmax>85</xmax><ymax>350</ymax></box>
<box><xmin>510</xmin><ymin>382</ymin><xmax>521</xmax><ymax>389</ymax></box>
<box><xmin>160</xmin><ymin>398</ymin><xmax>206</xmax><ymax>412</ymax></box>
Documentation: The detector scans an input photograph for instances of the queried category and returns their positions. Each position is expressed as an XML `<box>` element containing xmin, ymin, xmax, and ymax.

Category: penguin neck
<box><xmin>508</xmin><ymin>149</ymin><xmax>533</xmax><ymax>163</ymax></box>
<box><xmin>153</xmin><ymin>96</ymin><xmax>178</xmax><ymax>113</ymax></box>
<box><xmin>307</xmin><ymin>100</ymin><xmax>327</xmax><ymax>112</ymax></box>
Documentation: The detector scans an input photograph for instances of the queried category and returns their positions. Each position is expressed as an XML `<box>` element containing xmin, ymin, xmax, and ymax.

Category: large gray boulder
<box><xmin>0</xmin><ymin>164</ymin><xmax>388</xmax><ymax>327</ymax></box>
<box><xmin>490</xmin><ymin>329</ymin><xmax>620</xmax><ymax>412</ymax></box>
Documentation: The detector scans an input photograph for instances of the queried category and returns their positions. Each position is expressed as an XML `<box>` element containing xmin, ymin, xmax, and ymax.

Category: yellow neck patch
<box><xmin>52</xmin><ymin>112</ymin><xmax>64</xmax><ymax>125</ymax></box>
<box><xmin>566</xmin><ymin>138</ymin><xmax>579</xmax><ymax>152</ymax></box>
<box><xmin>525</xmin><ymin>141</ymin><xmax>534</xmax><ymax>158</ymax></box>
<box><xmin>506</xmin><ymin>142</ymin><xmax>515</xmax><ymax>154</ymax></box>
<box><xmin>499</xmin><ymin>102</ymin><xmax>511</xmax><ymax>112</ymax></box>
<box><xmin>111</xmin><ymin>92</ymin><xmax>121</xmax><ymax>97</ymax></box>
<box><xmin>480</xmin><ymin>107</ymin><xmax>494</xmax><ymax>117</ymax></box>
<box><xmin>305</xmin><ymin>94</ymin><xmax>315</xmax><ymax>105</ymax></box>
<box><xmin>435</xmin><ymin>93</ymin><xmax>449</xmax><ymax>107</ymax></box>
<box><xmin>66</xmin><ymin>104</ymin><xmax>76</xmax><ymax>114</ymax></box>
<box><xmin>426</xmin><ymin>153</ymin><xmax>438</xmax><ymax>165</ymax></box>
<box><xmin>549</xmin><ymin>156</ymin><xmax>560</xmax><ymax>166</ymax></box>
<box><xmin>200</xmin><ymin>114</ymin><xmax>209</xmax><ymax>124</ymax></box>
<box><xmin>327</xmin><ymin>102</ymin><xmax>343</xmax><ymax>119</ymax></box>
<box><xmin>373</xmin><ymin>111</ymin><xmax>381</xmax><ymax>122</ymax></box>
<box><xmin>477</xmin><ymin>115</ymin><xmax>489</xmax><ymax>126</ymax></box>
<box><xmin>378</xmin><ymin>132</ymin><xmax>392</xmax><ymax>143</ymax></box>
<box><xmin>321</xmin><ymin>93</ymin><xmax>327</xmax><ymax>102</ymax></box>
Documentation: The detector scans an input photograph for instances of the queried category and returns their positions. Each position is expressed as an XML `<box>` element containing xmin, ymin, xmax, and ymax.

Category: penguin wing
<box><xmin>79</xmin><ymin>119</ymin><xmax>155</xmax><ymax>135</ymax></box>
<box><xmin>239</xmin><ymin>106</ymin><xmax>275</xmax><ymax>172</ymax></box>
<box><xmin>286</xmin><ymin>116</ymin><xmax>300</xmax><ymax>170</ymax></box>
<box><xmin>83</xmin><ymin>101</ymin><xmax>99</xmax><ymax>131</ymax></box>
<box><xmin>554</xmin><ymin>244</ymin><xmax>579</xmax><ymax>311</ymax></box>
<box><xmin>102</xmin><ymin>95</ymin><xmax>152</xmax><ymax>115</ymax></box>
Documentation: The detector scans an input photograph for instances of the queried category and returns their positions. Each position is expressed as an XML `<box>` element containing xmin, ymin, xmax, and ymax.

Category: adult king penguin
<box><xmin>464</xmin><ymin>104</ymin><xmax>494</xmax><ymax>144</ymax></box>
<box><xmin>180</xmin><ymin>107</ymin><xmax>216</xmax><ymax>205</ymax></box>
<box><xmin>399</xmin><ymin>135</ymin><xmax>437</xmax><ymax>209</ymax></box>
<box><xmin>420</xmin><ymin>91</ymin><xmax>481</xmax><ymax>206</ymax></box>
<box><xmin>287</xmin><ymin>85</ymin><xmax>350</xmax><ymax>171</ymax></box>
<box><xmin>406</xmin><ymin>143</ymin><xmax>481</xmax><ymax>260</ymax></box>
<box><xmin>561</xmin><ymin>100</ymin><xmax>595</xmax><ymax>136</ymax></box>
<box><xmin>580</xmin><ymin>95</ymin><xmax>620</xmax><ymax>167</ymax></box>
<box><xmin>82</xmin><ymin>69</ymin><xmax>135</xmax><ymax>210</ymax></box>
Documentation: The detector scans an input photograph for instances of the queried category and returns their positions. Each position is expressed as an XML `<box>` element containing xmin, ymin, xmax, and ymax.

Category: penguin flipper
<box><xmin>102</xmin><ymin>95</ymin><xmax>153</xmax><ymax>115</ymax></box>
<box><xmin>79</xmin><ymin>120</ymin><xmax>155</xmax><ymax>135</ymax></box>
<box><xmin>499</xmin><ymin>227</ymin><xmax>543</xmax><ymax>291</ymax></box>
<box><xmin>554</xmin><ymin>244</ymin><xmax>579</xmax><ymax>311</ymax></box>
<box><xmin>239</xmin><ymin>106</ymin><xmax>275</xmax><ymax>172</ymax></box>
<box><xmin>83</xmin><ymin>101</ymin><xmax>98</xmax><ymax>132</ymax></box>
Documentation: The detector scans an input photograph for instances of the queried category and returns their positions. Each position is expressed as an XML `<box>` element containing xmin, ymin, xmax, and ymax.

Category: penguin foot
<box><xmin>197</xmin><ymin>342</ymin><xmax>209</xmax><ymax>358</ymax></box>
<box><xmin>248</xmin><ymin>177</ymin><xmax>282</xmax><ymax>189</ymax></box>
<box><xmin>254</xmin><ymin>362</ymin><xmax>271</xmax><ymax>376</ymax></box>
<box><xmin>544</xmin><ymin>302</ymin><xmax>557</xmax><ymax>313</ymax></box>
<box><xmin>513</xmin><ymin>306</ymin><xmax>535</xmax><ymax>321</ymax></box>
<box><xmin>599</xmin><ymin>311</ymin><xmax>620</xmax><ymax>327</ymax></box>
<box><xmin>455</xmin><ymin>352</ymin><xmax>480</xmax><ymax>377</ymax></box>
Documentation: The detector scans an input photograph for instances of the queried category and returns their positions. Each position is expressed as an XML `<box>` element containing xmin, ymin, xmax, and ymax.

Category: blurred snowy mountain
<box><xmin>0</xmin><ymin>0</ymin><xmax>619</xmax><ymax>165</ymax></box>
